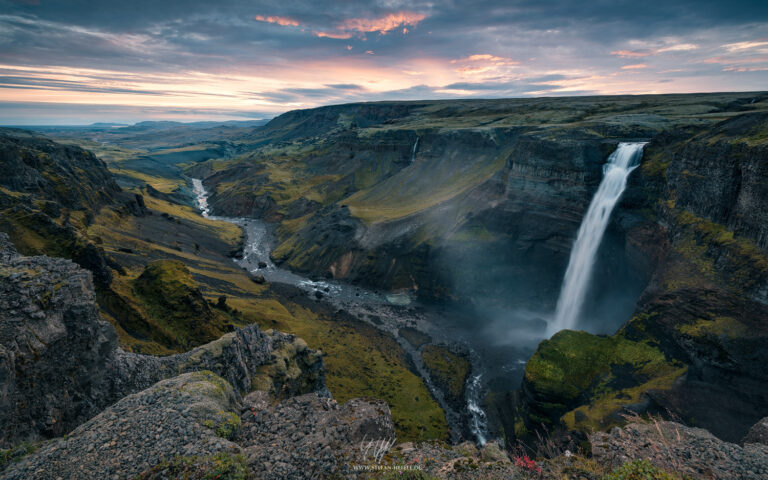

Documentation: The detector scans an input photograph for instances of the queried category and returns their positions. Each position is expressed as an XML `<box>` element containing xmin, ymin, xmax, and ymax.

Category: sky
<box><xmin>1</xmin><ymin>0</ymin><xmax>767</xmax><ymax>124</ymax></box>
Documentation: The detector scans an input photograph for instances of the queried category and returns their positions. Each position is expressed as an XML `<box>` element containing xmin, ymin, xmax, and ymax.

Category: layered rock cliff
<box><xmin>514</xmin><ymin>112</ymin><xmax>768</xmax><ymax>444</ymax></box>
<box><xmin>0</xmin><ymin>233</ymin><xmax>324</xmax><ymax>447</ymax></box>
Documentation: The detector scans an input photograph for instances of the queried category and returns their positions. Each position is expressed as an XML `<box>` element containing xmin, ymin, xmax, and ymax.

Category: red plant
<box><xmin>514</xmin><ymin>455</ymin><xmax>542</xmax><ymax>475</ymax></box>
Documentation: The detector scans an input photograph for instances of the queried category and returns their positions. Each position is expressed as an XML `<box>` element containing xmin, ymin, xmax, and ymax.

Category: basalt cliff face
<box><xmin>516</xmin><ymin>112</ymin><xmax>768</xmax><ymax>444</ymax></box>
<box><xmin>196</xmin><ymin>94</ymin><xmax>768</xmax><ymax>446</ymax></box>
<box><xmin>0</xmin><ymin>233</ymin><xmax>325</xmax><ymax>448</ymax></box>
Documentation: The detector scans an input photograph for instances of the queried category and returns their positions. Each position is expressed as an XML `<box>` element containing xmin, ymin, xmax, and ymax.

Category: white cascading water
<box><xmin>549</xmin><ymin>142</ymin><xmax>647</xmax><ymax>334</ymax></box>
<box><xmin>410</xmin><ymin>137</ymin><xmax>419</xmax><ymax>163</ymax></box>
<box><xmin>191</xmin><ymin>178</ymin><xmax>210</xmax><ymax>218</ymax></box>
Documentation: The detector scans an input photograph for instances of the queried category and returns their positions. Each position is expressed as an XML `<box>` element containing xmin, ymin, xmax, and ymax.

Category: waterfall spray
<box><xmin>549</xmin><ymin>142</ymin><xmax>647</xmax><ymax>335</ymax></box>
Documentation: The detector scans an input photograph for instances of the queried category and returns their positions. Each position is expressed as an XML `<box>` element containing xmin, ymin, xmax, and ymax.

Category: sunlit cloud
<box><xmin>451</xmin><ymin>54</ymin><xmax>520</xmax><ymax>66</ymax></box>
<box><xmin>315</xmin><ymin>31</ymin><xmax>353</xmax><ymax>39</ymax></box>
<box><xmin>254</xmin><ymin>15</ymin><xmax>300</xmax><ymax>27</ymax></box>
<box><xmin>253</xmin><ymin>11</ymin><xmax>426</xmax><ymax>40</ymax></box>
<box><xmin>611</xmin><ymin>50</ymin><xmax>651</xmax><ymax>58</ymax></box>
<box><xmin>723</xmin><ymin>39</ymin><xmax>768</xmax><ymax>52</ymax></box>
<box><xmin>656</xmin><ymin>43</ymin><xmax>698</xmax><ymax>52</ymax></box>
<box><xmin>0</xmin><ymin>1</ymin><xmax>766</xmax><ymax>124</ymax></box>
<box><xmin>338</xmin><ymin>12</ymin><xmax>426</xmax><ymax>34</ymax></box>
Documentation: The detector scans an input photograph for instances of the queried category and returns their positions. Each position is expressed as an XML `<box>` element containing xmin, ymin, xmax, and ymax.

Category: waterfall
<box><xmin>549</xmin><ymin>142</ymin><xmax>647</xmax><ymax>334</ymax></box>
<box><xmin>410</xmin><ymin>137</ymin><xmax>419</xmax><ymax>163</ymax></box>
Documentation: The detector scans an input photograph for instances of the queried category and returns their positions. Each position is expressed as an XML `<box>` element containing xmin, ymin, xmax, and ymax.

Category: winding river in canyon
<box><xmin>190</xmin><ymin>140</ymin><xmax>644</xmax><ymax>445</ymax></box>
<box><xmin>192</xmin><ymin>178</ymin><xmax>496</xmax><ymax>444</ymax></box>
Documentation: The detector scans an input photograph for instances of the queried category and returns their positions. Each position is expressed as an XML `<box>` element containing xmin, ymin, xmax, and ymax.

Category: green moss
<box><xmin>603</xmin><ymin>459</ymin><xmax>680</xmax><ymax>480</ymax></box>
<box><xmin>667</xmin><ymin>209</ymin><xmax>768</xmax><ymax>293</ymax></box>
<box><xmin>203</xmin><ymin>411</ymin><xmax>242</xmax><ymax>440</ymax></box>
<box><xmin>421</xmin><ymin>345</ymin><xmax>471</xmax><ymax>404</ymax></box>
<box><xmin>136</xmin><ymin>452</ymin><xmax>251</xmax><ymax>480</ymax></box>
<box><xmin>231</xmin><ymin>295</ymin><xmax>450</xmax><ymax>442</ymax></box>
<box><xmin>131</xmin><ymin>260</ymin><xmax>238</xmax><ymax>351</ymax></box>
<box><xmin>677</xmin><ymin>316</ymin><xmax>749</xmax><ymax>339</ymax></box>
<box><xmin>524</xmin><ymin>330</ymin><xmax>686</xmax><ymax>432</ymax></box>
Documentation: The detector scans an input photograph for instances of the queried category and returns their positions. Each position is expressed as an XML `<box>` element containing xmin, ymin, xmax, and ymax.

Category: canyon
<box><xmin>1</xmin><ymin>92</ymin><xmax>767</xmax><ymax>478</ymax></box>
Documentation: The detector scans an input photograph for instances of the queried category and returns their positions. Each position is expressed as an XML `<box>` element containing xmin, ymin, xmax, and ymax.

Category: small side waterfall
<box><xmin>549</xmin><ymin>142</ymin><xmax>647</xmax><ymax>334</ymax></box>
<box><xmin>410</xmin><ymin>137</ymin><xmax>419</xmax><ymax>163</ymax></box>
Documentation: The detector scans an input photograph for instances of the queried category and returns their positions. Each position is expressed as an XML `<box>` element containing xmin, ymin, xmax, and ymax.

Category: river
<box><xmin>190</xmin><ymin>178</ymin><xmax>517</xmax><ymax>445</ymax></box>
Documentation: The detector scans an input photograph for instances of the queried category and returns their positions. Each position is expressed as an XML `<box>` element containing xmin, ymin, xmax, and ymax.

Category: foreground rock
<box><xmin>2</xmin><ymin>371</ymin><xmax>398</xmax><ymax>480</ymax></box>
<box><xmin>0</xmin><ymin>233</ymin><xmax>324</xmax><ymax>447</ymax></box>
<box><xmin>2</xmin><ymin>372</ymin><xmax>241</xmax><ymax>479</ymax></box>
<box><xmin>591</xmin><ymin>420</ymin><xmax>768</xmax><ymax>480</ymax></box>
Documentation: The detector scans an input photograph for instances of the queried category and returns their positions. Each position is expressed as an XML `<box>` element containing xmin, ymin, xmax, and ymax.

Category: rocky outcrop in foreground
<box><xmin>2</xmin><ymin>371</ymin><xmax>396</xmax><ymax>479</ymax></box>
<box><xmin>0</xmin><ymin>233</ymin><xmax>324</xmax><ymax>447</ymax></box>
<box><xmin>591</xmin><ymin>420</ymin><xmax>768</xmax><ymax>480</ymax></box>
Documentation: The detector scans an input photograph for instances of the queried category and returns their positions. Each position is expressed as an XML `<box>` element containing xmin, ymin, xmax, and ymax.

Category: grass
<box><xmin>227</xmin><ymin>294</ymin><xmax>450</xmax><ymax>442</ymax></box>
<box><xmin>524</xmin><ymin>330</ymin><xmax>687</xmax><ymax>432</ymax></box>
<box><xmin>345</xmin><ymin>148</ymin><xmax>507</xmax><ymax>224</ymax></box>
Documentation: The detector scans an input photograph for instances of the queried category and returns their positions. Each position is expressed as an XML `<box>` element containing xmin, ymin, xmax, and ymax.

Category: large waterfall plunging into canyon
<box><xmin>549</xmin><ymin>142</ymin><xmax>647</xmax><ymax>334</ymax></box>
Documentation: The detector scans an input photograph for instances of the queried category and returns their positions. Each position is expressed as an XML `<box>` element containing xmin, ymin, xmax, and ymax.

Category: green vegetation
<box><xmin>130</xmin><ymin>260</ymin><xmax>242</xmax><ymax>350</ymax></box>
<box><xmin>0</xmin><ymin>442</ymin><xmax>37</xmax><ymax>471</ymax></box>
<box><xmin>524</xmin><ymin>330</ymin><xmax>686</xmax><ymax>432</ymax></box>
<box><xmin>202</xmin><ymin>411</ymin><xmax>241</xmax><ymax>440</ymax></box>
<box><xmin>603</xmin><ymin>459</ymin><xmax>680</xmax><ymax>480</ymax></box>
<box><xmin>421</xmin><ymin>345</ymin><xmax>471</xmax><ymax>404</ymax></box>
<box><xmin>227</xmin><ymin>294</ymin><xmax>450</xmax><ymax>442</ymax></box>
<box><xmin>667</xmin><ymin>209</ymin><xmax>768</xmax><ymax>292</ymax></box>
<box><xmin>136</xmin><ymin>452</ymin><xmax>251</xmax><ymax>480</ymax></box>
<box><xmin>677</xmin><ymin>315</ymin><xmax>749</xmax><ymax>339</ymax></box>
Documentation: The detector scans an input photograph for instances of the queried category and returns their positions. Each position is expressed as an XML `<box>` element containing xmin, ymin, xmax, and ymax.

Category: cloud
<box><xmin>337</xmin><ymin>11</ymin><xmax>426</xmax><ymax>34</ymax></box>
<box><xmin>254</xmin><ymin>15</ymin><xmax>300</xmax><ymax>27</ymax></box>
<box><xmin>252</xmin><ymin>10</ymin><xmax>427</xmax><ymax>40</ymax></box>
<box><xmin>315</xmin><ymin>31</ymin><xmax>353</xmax><ymax>39</ymax></box>
<box><xmin>610</xmin><ymin>50</ymin><xmax>651</xmax><ymax>58</ymax></box>
<box><xmin>656</xmin><ymin>43</ymin><xmax>698</xmax><ymax>52</ymax></box>
<box><xmin>451</xmin><ymin>54</ymin><xmax>520</xmax><ymax>66</ymax></box>
<box><xmin>723</xmin><ymin>39</ymin><xmax>768</xmax><ymax>51</ymax></box>
<box><xmin>0</xmin><ymin>0</ymin><xmax>766</xmax><ymax>123</ymax></box>
<box><xmin>621</xmin><ymin>64</ymin><xmax>647</xmax><ymax>69</ymax></box>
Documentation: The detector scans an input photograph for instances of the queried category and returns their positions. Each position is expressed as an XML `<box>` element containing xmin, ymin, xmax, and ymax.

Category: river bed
<box><xmin>191</xmin><ymin>178</ymin><xmax>540</xmax><ymax>445</ymax></box>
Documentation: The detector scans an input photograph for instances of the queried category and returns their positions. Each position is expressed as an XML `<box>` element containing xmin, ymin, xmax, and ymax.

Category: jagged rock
<box><xmin>3</xmin><ymin>370</ymin><xmax>396</xmax><ymax>479</ymax></box>
<box><xmin>0</xmin><ymin>128</ymin><xmax>120</xmax><ymax>210</ymax></box>
<box><xmin>590</xmin><ymin>420</ymin><xmax>768</xmax><ymax>480</ymax></box>
<box><xmin>239</xmin><ymin>393</ymin><xmax>395</xmax><ymax>478</ymax></box>
<box><xmin>0</xmin><ymin>233</ymin><xmax>325</xmax><ymax>447</ymax></box>
<box><xmin>2</xmin><ymin>372</ymin><xmax>242</xmax><ymax>479</ymax></box>
<box><xmin>744</xmin><ymin>417</ymin><xmax>768</xmax><ymax>446</ymax></box>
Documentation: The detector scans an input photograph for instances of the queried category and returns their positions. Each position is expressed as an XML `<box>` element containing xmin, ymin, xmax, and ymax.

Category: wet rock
<box><xmin>252</xmin><ymin>274</ymin><xmax>266</xmax><ymax>284</ymax></box>
<box><xmin>258</xmin><ymin>261</ymin><xmax>267</xmax><ymax>269</ymax></box>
